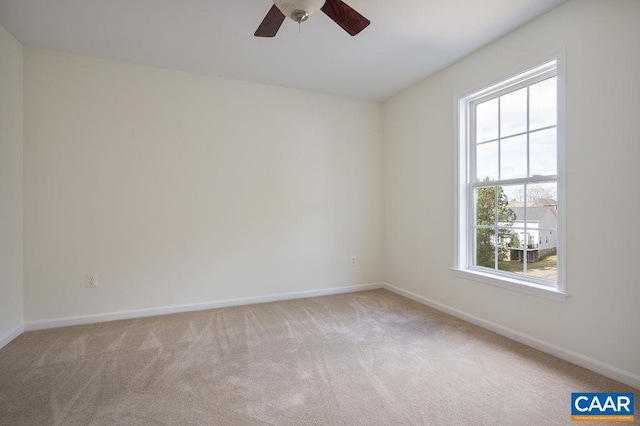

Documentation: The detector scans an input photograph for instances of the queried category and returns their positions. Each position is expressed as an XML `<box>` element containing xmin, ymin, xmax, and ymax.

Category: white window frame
<box><xmin>454</xmin><ymin>54</ymin><xmax>567</xmax><ymax>302</ymax></box>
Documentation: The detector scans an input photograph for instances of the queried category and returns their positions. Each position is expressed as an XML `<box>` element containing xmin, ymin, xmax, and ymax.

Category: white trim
<box><xmin>0</xmin><ymin>323</ymin><xmax>24</xmax><ymax>350</ymax></box>
<box><xmin>555</xmin><ymin>48</ymin><xmax>567</xmax><ymax>293</ymax></box>
<box><xmin>382</xmin><ymin>282</ymin><xmax>640</xmax><ymax>390</ymax></box>
<box><xmin>451</xmin><ymin>268</ymin><xmax>567</xmax><ymax>302</ymax></box>
<box><xmin>13</xmin><ymin>283</ymin><xmax>640</xmax><ymax>389</ymax></box>
<box><xmin>24</xmin><ymin>283</ymin><xmax>384</xmax><ymax>331</ymax></box>
<box><xmin>458</xmin><ymin>50</ymin><xmax>566</xmax><ymax>102</ymax></box>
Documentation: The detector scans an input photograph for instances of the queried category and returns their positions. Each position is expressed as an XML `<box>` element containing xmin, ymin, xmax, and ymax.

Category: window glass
<box><xmin>530</xmin><ymin>76</ymin><xmax>557</xmax><ymax>130</ymax></box>
<box><xmin>500</xmin><ymin>87</ymin><xmax>527</xmax><ymax>137</ymax></box>
<box><xmin>476</xmin><ymin>98</ymin><xmax>499</xmax><ymax>143</ymax></box>
<box><xmin>530</xmin><ymin>128</ymin><xmax>557</xmax><ymax>176</ymax></box>
<box><xmin>500</xmin><ymin>135</ymin><xmax>527</xmax><ymax>179</ymax></box>
<box><xmin>476</xmin><ymin>142</ymin><xmax>498</xmax><ymax>181</ymax></box>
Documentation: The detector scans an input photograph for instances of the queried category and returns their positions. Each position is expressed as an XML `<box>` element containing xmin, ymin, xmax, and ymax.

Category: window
<box><xmin>456</xmin><ymin>58</ymin><xmax>565</xmax><ymax>300</ymax></box>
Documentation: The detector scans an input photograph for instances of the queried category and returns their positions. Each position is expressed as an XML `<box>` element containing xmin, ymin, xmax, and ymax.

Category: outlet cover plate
<box><xmin>86</xmin><ymin>273</ymin><xmax>98</xmax><ymax>288</ymax></box>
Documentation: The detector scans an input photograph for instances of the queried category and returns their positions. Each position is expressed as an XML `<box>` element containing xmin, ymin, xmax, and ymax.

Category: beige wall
<box><xmin>383</xmin><ymin>0</ymin><xmax>640</xmax><ymax>378</ymax></box>
<box><xmin>23</xmin><ymin>49</ymin><xmax>382</xmax><ymax>322</ymax></box>
<box><xmin>0</xmin><ymin>23</ymin><xmax>24</xmax><ymax>344</ymax></box>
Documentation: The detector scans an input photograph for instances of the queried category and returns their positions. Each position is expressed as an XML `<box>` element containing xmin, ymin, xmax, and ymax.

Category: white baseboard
<box><xmin>0</xmin><ymin>323</ymin><xmax>25</xmax><ymax>350</ymax></box>
<box><xmin>382</xmin><ymin>282</ymin><xmax>640</xmax><ymax>391</ymax></box>
<box><xmin>24</xmin><ymin>282</ymin><xmax>384</xmax><ymax>331</ymax></box>
<box><xmin>21</xmin><ymin>281</ymin><xmax>637</xmax><ymax>389</ymax></box>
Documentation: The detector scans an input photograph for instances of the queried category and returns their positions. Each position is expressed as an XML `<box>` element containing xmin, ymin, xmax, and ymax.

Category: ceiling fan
<box><xmin>254</xmin><ymin>0</ymin><xmax>370</xmax><ymax>37</ymax></box>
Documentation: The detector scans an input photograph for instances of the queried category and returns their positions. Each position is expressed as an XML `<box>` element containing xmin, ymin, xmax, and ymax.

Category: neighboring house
<box><xmin>508</xmin><ymin>206</ymin><xmax>557</xmax><ymax>262</ymax></box>
<box><xmin>507</xmin><ymin>198</ymin><xmax>557</xmax><ymax>208</ymax></box>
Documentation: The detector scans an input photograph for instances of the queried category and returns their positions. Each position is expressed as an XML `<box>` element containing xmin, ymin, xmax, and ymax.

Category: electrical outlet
<box><xmin>351</xmin><ymin>256</ymin><xmax>357</xmax><ymax>267</ymax></box>
<box><xmin>86</xmin><ymin>273</ymin><xmax>98</xmax><ymax>288</ymax></box>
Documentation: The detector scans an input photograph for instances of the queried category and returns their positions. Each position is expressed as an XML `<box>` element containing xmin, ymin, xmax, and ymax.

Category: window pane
<box><xmin>530</xmin><ymin>128</ymin><xmax>557</xmax><ymax>177</ymax></box>
<box><xmin>525</xmin><ymin>229</ymin><xmax>557</xmax><ymax>282</ymax></box>
<box><xmin>500</xmin><ymin>134</ymin><xmax>527</xmax><ymax>179</ymax></box>
<box><xmin>512</xmin><ymin>228</ymin><xmax>527</xmax><ymax>250</ymax></box>
<box><xmin>475</xmin><ymin>186</ymin><xmax>496</xmax><ymax>226</ymax></box>
<box><xmin>476</xmin><ymin>142</ymin><xmax>498</xmax><ymax>181</ymax></box>
<box><xmin>500</xmin><ymin>87</ymin><xmax>527</xmax><ymax>137</ymax></box>
<box><xmin>530</xmin><ymin>76</ymin><xmax>557</xmax><ymax>130</ymax></box>
<box><xmin>498</xmin><ymin>228</ymin><xmax>524</xmax><ymax>275</ymax></box>
<box><xmin>475</xmin><ymin>227</ymin><xmax>495</xmax><ymax>269</ymax></box>
<box><xmin>500</xmin><ymin>184</ymin><xmax>523</xmax><ymax>227</ymax></box>
<box><xmin>522</xmin><ymin>183</ymin><xmax>557</xmax><ymax>281</ymax></box>
<box><xmin>502</xmin><ymin>184</ymin><xmax>525</xmax><ymax>207</ymax></box>
<box><xmin>527</xmin><ymin>182</ymin><xmax>557</xmax><ymax>208</ymax></box>
<box><xmin>476</xmin><ymin>98</ymin><xmax>499</xmax><ymax>143</ymax></box>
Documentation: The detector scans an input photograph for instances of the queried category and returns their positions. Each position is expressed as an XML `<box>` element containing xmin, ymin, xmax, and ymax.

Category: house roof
<box><xmin>532</xmin><ymin>198</ymin><xmax>557</xmax><ymax>207</ymax></box>
<box><xmin>510</xmin><ymin>206</ymin><xmax>556</xmax><ymax>222</ymax></box>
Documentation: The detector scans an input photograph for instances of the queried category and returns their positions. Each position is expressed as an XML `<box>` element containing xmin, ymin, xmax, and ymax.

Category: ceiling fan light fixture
<box><xmin>255</xmin><ymin>0</ymin><xmax>370</xmax><ymax>38</ymax></box>
<box><xmin>290</xmin><ymin>10</ymin><xmax>309</xmax><ymax>23</ymax></box>
<box><xmin>274</xmin><ymin>0</ymin><xmax>326</xmax><ymax>22</ymax></box>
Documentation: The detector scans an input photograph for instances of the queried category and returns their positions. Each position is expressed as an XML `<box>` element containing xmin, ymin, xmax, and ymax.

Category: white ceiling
<box><xmin>0</xmin><ymin>0</ymin><xmax>566</xmax><ymax>101</ymax></box>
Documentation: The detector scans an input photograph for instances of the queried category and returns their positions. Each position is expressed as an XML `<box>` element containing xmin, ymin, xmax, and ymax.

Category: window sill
<box><xmin>451</xmin><ymin>268</ymin><xmax>568</xmax><ymax>302</ymax></box>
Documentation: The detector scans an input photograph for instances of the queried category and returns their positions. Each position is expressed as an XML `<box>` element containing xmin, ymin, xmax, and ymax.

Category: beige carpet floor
<box><xmin>0</xmin><ymin>289</ymin><xmax>637</xmax><ymax>425</ymax></box>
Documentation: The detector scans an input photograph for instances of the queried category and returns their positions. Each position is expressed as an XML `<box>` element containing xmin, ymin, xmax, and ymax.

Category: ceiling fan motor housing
<box><xmin>274</xmin><ymin>0</ymin><xmax>327</xmax><ymax>22</ymax></box>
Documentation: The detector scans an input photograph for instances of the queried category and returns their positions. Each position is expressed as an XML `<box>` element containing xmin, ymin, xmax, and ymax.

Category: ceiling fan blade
<box><xmin>254</xmin><ymin>4</ymin><xmax>286</xmax><ymax>37</ymax></box>
<box><xmin>321</xmin><ymin>0</ymin><xmax>370</xmax><ymax>36</ymax></box>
